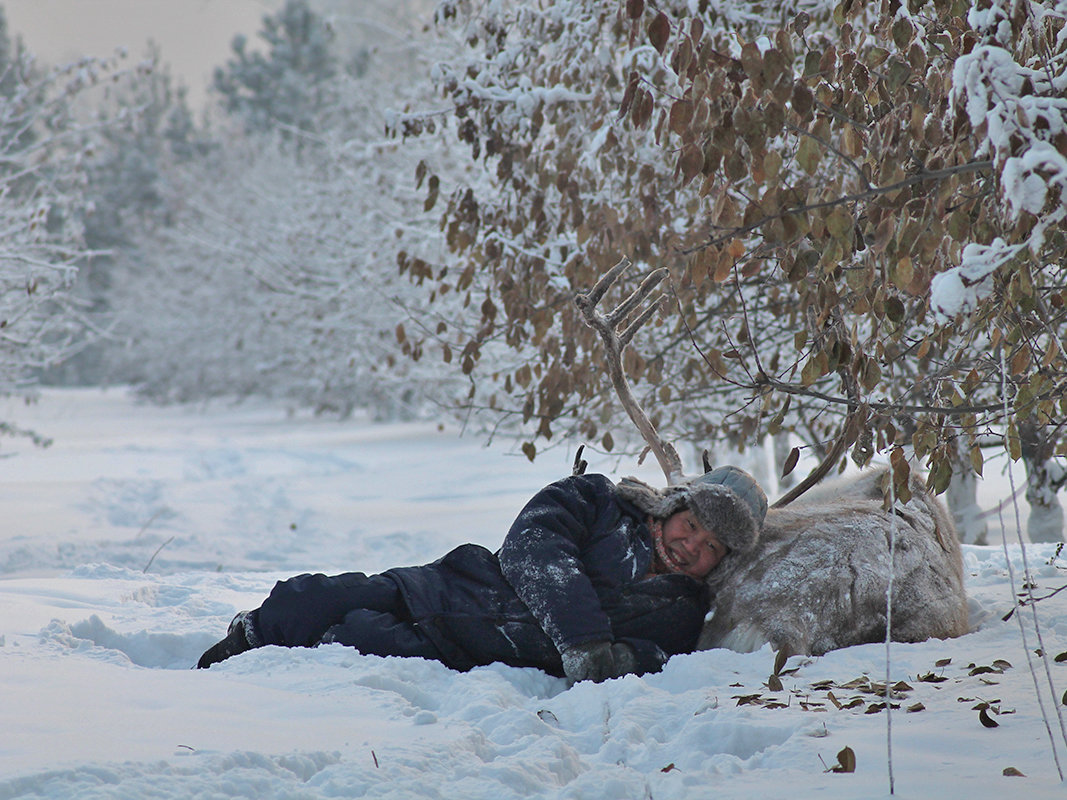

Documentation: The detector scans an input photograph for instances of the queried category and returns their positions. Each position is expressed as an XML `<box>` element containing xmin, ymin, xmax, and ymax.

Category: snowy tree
<box><xmin>399</xmin><ymin>0</ymin><xmax>1066</xmax><ymax>538</ymax></box>
<box><xmin>81</xmin><ymin>46</ymin><xmax>206</xmax><ymax>249</ymax></box>
<box><xmin>213</xmin><ymin>0</ymin><xmax>338</xmax><ymax>135</ymax></box>
<box><xmin>1021</xmin><ymin>419</ymin><xmax>1067</xmax><ymax>542</ymax></box>
<box><xmin>41</xmin><ymin>45</ymin><xmax>209</xmax><ymax>386</ymax></box>
<box><xmin>0</xmin><ymin>11</ymin><xmax>136</xmax><ymax>441</ymax></box>
<box><xmin>103</xmin><ymin>132</ymin><xmax>452</xmax><ymax>416</ymax></box>
<box><xmin>101</xmin><ymin>0</ymin><xmax>466</xmax><ymax>418</ymax></box>
<box><xmin>940</xmin><ymin>0</ymin><xmax>1067</xmax><ymax>541</ymax></box>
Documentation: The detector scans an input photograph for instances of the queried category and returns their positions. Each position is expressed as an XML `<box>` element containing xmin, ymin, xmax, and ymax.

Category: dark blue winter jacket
<box><xmin>386</xmin><ymin>474</ymin><xmax>710</xmax><ymax>676</ymax></box>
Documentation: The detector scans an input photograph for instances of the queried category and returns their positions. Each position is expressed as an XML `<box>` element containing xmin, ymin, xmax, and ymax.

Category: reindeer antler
<box><xmin>576</xmin><ymin>257</ymin><xmax>685</xmax><ymax>484</ymax></box>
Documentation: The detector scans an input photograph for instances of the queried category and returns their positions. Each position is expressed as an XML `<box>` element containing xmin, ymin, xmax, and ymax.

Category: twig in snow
<box><xmin>1003</xmin><ymin>583</ymin><xmax>1067</xmax><ymax>621</ymax></box>
<box><xmin>884</xmin><ymin>470</ymin><xmax>898</xmax><ymax>794</ymax></box>
<box><xmin>135</xmin><ymin>509</ymin><xmax>166</xmax><ymax>539</ymax></box>
<box><xmin>142</xmin><ymin>536</ymin><xmax>175</xmax><ymax>573</ymax></box>
<box><xmin>998</xmin><ymin>348</ymin><xmax>1067</xmax><ymax>780</ymax></box>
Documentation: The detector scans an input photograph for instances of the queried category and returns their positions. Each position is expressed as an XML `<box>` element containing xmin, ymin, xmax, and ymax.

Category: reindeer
<box><xmin>576</xmin><ymin>259</ymin><xmax>969</xmax><ymax>657</ymax></box>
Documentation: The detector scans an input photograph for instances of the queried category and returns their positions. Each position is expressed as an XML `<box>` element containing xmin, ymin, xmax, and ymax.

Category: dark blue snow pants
<box><xmin>251</xmin><ymin>571</ymin><xmax>446</xmax><ymax>661</ymax></box>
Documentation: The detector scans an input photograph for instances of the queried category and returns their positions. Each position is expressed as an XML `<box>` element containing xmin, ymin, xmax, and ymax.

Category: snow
<box><xmin>949</xmin><ymin>36</ymin><xmax>1067</xmax><ymax>252</ymax></box>
<box><xmin>1</xmin><ymin>388</ymin><xmax>1066</xmax><ymax>798</ymax></box>
<box><xmin>929</xmin><ymin>238</ymin><xmax>1021</xmax><ymax>323</ymax></box>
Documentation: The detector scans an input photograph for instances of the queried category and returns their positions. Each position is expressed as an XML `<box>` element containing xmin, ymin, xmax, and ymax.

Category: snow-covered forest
<box><xmin>0</xmin><ymin>0</ymin><xmax>1064</xmax><ymax>534</ymax></box>
<box><xmin>1</xmin><ymin>0</ymin><xmax>1064</xmax><ymax>543</ymax></box>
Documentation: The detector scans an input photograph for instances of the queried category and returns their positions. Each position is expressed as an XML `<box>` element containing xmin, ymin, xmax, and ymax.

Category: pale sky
<box><xmin>4</xmin><ymin>0</ymin><xmax>281</xmax><ymax>109</ymax></box>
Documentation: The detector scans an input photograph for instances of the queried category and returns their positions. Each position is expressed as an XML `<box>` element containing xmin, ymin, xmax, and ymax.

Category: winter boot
<box><xmin>196</xmin><ymin>611</ymin><xmax>260</xmax><ymax>669</ymax></box>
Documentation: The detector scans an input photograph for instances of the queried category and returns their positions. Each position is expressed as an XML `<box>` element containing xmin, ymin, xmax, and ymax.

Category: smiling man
<box><xmin>649</xmin><ymin>508</ymin><xmax>727</xmax><ymax>579</ymax></box>
<box><xmin>198</xmin><ymin>465</ymin><xmax>767</xmax><ymax>685</ymax></box>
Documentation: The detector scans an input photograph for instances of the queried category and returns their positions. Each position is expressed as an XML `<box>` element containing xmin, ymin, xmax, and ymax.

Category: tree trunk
<box><xmin>1023</xmin><ymin>459</ymin><xmax>1066</xmax><ymax>543</ymax></box>
<box><xmin>1020</xmin><ymin>423</ymin><xmax>1066</xmax><ymax>543</ymax></box>
<box><xmin>946</xmin><ymin>447</ymin><xmax>988</xmax><ymax>545</ymax></box>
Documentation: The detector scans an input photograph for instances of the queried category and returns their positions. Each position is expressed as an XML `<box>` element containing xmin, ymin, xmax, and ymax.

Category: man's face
<box><xmin>652</xmin><ymin>509</ymin><xmax>727</xmax><ymax>579</ymax></box>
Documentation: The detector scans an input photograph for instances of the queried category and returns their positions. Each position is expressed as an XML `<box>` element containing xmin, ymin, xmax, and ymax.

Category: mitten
<box><xmin>196</xmin><ymin>611</ymin><xmax>259</xmax><ymax>669</ymax></box>
<box><xmin>608</xmin><ymin>641</ymin><xmax>636</xmax><ymax>676</ymax></box>
<box><xmin>560</xmin><ymin>641</ymin><xmax>637</xmax><ymax>684</ymax></box>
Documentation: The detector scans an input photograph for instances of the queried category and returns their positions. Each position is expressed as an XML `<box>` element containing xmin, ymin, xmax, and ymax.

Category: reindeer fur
<box><xmin>697</xmin><ymin>467</ymin><xmax>969</xmax><ymax>656</ymax></box>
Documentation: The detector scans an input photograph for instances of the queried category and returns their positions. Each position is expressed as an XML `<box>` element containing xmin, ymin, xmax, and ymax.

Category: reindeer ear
<box><xmin>572</xmin><ymin>445</ymin><xmax>588</xmax><ymax>476</ymax></box>
<box><xmin>702</xmin><ymin>450</ymin><xmax>713</xmax><ymax>473</ymax></box>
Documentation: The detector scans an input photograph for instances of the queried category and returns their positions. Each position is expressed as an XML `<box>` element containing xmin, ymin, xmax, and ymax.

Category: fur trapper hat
<box><xmin>615</xmin><ymin>465</ymin><xmax>767</xmax><ymax>556</ymax></box>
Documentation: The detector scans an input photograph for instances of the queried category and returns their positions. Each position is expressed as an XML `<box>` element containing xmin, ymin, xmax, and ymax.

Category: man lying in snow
<box><xmin>196</xmin><ymin>466</ymin><xmax>767</xmax><ymax>684</ymax></box>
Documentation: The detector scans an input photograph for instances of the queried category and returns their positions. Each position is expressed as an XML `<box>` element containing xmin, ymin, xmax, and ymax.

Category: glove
<box><xmin>560</xmin><ymin>641</ymin><xmax>637</xmax><ymax>685</ymax></box>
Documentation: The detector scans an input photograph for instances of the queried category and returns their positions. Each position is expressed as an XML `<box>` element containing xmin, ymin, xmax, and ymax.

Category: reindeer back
<box><xmin>697</xmin><ymin>469</ymin><xmax>969</xmax><ymax>656</ymax></box>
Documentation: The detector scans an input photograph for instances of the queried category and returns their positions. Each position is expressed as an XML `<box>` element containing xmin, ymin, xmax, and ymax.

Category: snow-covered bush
<box><xmin>394</xmin><ymin>0</ymin><xmax>1066</xmax><ymax>538</ymax></box>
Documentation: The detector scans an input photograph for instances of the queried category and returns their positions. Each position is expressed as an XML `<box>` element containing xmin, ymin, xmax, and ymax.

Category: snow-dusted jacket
<box><xmin>385</xmin><ymin>474</ymin><xmax>710</xmax><ymax>676</ymax></box>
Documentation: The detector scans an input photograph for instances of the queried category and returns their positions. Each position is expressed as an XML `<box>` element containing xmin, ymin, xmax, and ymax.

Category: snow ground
<box><xmin>1</xmin><ymin>388</ymin><xmax>1065</xmax><ymax>799</ymax></box>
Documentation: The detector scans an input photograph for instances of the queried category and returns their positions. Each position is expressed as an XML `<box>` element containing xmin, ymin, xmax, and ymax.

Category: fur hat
<box><xmin>615</xmin><ymin>465</ymin><xmax>767</xmax><ymax>556</ymax></box>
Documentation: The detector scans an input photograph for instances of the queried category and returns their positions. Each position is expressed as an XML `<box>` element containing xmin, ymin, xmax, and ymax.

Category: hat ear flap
<box><xmin>615</xmin><ymin>476</ymin><xmax>689</xmax><ymax>520</ymax></box>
